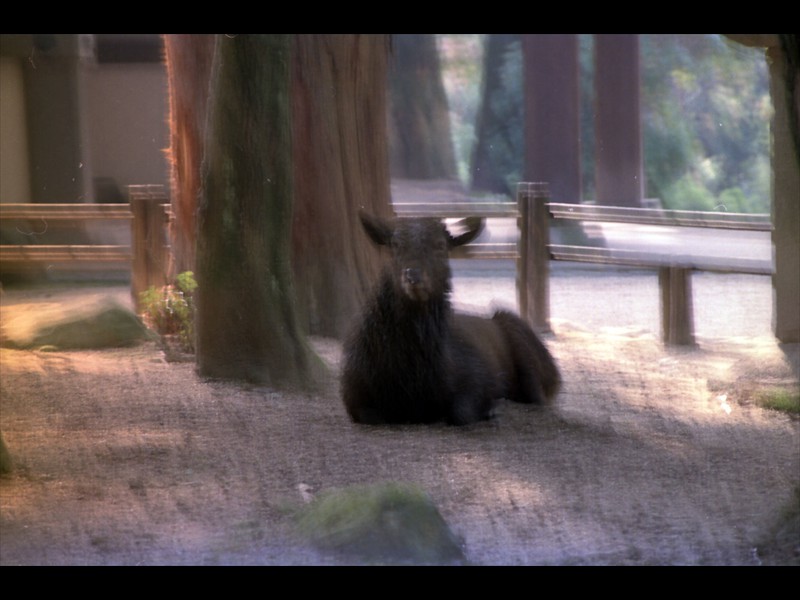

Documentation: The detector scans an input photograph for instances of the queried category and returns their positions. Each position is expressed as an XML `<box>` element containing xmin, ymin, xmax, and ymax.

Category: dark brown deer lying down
<box><xmin>341</xmin><ymin>211</ymin><xmax>561</xmax><ymax>426</ymax></box>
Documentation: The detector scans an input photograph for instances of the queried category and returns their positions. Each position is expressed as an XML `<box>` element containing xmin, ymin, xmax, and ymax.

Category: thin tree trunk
<box><xmin>470</xmin><ymin>34</ymin><xmax>519</xmax><ymax>194</ymax></box>
<box><xmin>195</xmin><ymin>34</ymin><xmax>325</xmax><ymax>388</ymax></box>
<box><xmin>523</xmin><ymin>34</ymin><xmax>583</xmax><ymax>205</ymax></box>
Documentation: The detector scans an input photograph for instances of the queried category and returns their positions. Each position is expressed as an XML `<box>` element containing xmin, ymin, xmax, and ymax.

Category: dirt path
<box><xmin>1</xmin><ymin>282</ymin><xmax>797</xmax><ymax>565</ymax></box>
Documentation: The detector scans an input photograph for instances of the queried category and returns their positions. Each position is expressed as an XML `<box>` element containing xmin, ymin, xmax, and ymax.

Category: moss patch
<box><xmin>1</xmin><ymin>297</ymin><xmax>154</xmax><ymax>350</ymax></box>
<box><xmin>755</xmin><ymin>387</ymin><xmax>800</xmax><ymax>416</ymax></box>
<box><xmin>295</xmin><ymin>482</ymin><xmax>466</xmax><ymax>564</ymax></box>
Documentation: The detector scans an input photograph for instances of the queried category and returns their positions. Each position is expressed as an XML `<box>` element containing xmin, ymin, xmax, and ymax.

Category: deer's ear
<box><xmin>359</xmin><ymin>210</ymin><xmax>394</xmax><ymax>246</ymax></box>
<box><xmin>448</xmin><ymin>216</ymin><xmax>484</xmax><ymax>248</ymax></box>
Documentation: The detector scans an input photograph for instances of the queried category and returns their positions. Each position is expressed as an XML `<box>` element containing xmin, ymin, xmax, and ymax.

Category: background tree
<box><xmin>458</xmin><ymin>34</ymin><xmax>770</xmax><ymax>210</ymax></box>
<box><xmin>469</xmin><ymin>34</ymin><xmax>520</xmax><ymax>194</ymax></box>
<box><xmin>291</xmin><ymin>34</ymin><xmax>392</xmax><ymax>339</ymax></box>
<box><xmin>195</xmin><ymin>34</ymin><xmax>325</xmax><ymax>388</ymax></box>
<box><xmin>640</xmin><ymin>34</ymin><xmax>771</xmax><ymax>212</ymax></box>
<box><xmin>388</xmin><ymin>34</ymin><xmax>458</xmax><ymax>180</ymax></box>
<box><xmin>163</xmin><ymin>34</ymin><xmax>215</xmax><ymax>276</ymax></box>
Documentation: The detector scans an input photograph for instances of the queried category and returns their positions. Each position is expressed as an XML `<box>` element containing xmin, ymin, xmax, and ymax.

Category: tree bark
<box><xmin>163</xmin><ymin>34</ymin><xmax>215</xmax><ymax>276</ymax></box>
<box><xmin>522</xmin><ymin>34</ymin><xmax>582</xmax><ymax>204</ymax></box>
<box><xmin>388</xmin><ymin>34</ymin><xmax>457</xmax><ymax>180</ymax></box>
<box><xmin>593</xmin><ymin>34</ymin><xmax>643</xmax><ymax>207</ymax></box>
<box><xmin>291</xmin><ymin>34</ymin><xmax>393</xmax><ymax>339</ymax></box>
<box><xmin>195</xmin><ymin>34</ymin><xmax>325</xmax><ymax>388</ymax></box>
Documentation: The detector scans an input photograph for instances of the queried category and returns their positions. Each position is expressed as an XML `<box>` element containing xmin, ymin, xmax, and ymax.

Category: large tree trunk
<box><xmin>388</xmin><ymin>34</ymin><xmax>457</xmax><ymax>180</ymax></box>
<box><xmin>195</xmin><ymin>34</ymin><xmax>325</xmax><ymax>388</ymax></box>
<box><xmin>593</xmin><ymin>34</ymin><xmax>643</xmax><ymax>208</ymax></box>
<box><xmin>291</xmin><ymin>34</ymin><xmax>393</xmax><ymax>339</ymax></box>
<box><xmin>163</xmin><ymin>34</ymin><xmax>215</xmax><ymax>276</ymax></box>
<box><xmin>522</xmin><ymin>34</ymin><xmax>582</xmax><ymax>205</ymax></box>
<box><xmin>469</xmin><ymin>34</ymin><xmax>520</xmax><ymax>195</ymax></box>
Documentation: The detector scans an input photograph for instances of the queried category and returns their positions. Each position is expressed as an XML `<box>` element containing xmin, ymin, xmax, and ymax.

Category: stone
<box><xmin>1</xmin><ymin>296</ymin><xmax>154</xmax><ymax>350</ymax></box>
<box><xmin>295</xmin><ymin>481</ymin><xmax>466</xmax><ymax>565</ymax></box>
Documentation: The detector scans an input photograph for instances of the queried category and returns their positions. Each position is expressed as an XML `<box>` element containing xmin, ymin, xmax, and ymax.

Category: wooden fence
<box><xmin>2</xmin><ymin>181</ymin><xmax>772</xmax><ymax>345</ymax></box>
<box><xmin>396</xmin><ymin>181</ymin><xmax>773</xmax><ymax>346</ymax></box>
<box><xmin>523</xmin><ymin>183</ymin><xmax>773</xmax><ymax>345</ymax></box>
<box><xmin>0</xmin><ymin>185</ymin><xmax>170</xmax><ymax>308</ymax></box>
<box><xmin>393</xmin><ymin>181</ymin><xmax>550</xmax><ymax>333</ymax></box>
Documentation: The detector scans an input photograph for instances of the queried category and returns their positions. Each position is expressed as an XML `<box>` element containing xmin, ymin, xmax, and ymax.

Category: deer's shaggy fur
<box><xmin>341</xmin><ymin>212</ymin><xmax>560</xmax><ymax>425</ymax></box>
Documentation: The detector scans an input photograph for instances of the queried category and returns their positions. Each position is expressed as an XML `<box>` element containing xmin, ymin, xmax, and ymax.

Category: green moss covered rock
<box><xmin>296</xmin><ymin>482</ymin><xmax>466</xmax><ymax>564</ymax></box>
<box><xmin>2</xmin><ymin>297</ymin><xmax>154</xmax><ymax>350</ymax></box>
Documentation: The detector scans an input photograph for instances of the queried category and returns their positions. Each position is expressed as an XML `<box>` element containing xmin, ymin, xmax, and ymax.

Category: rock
<box><xmin>1</xmin><ymin>296</ymin><xmax>154</xmax><ymax>350</ymax></box>
<box><xmin>295</xmin><ymin>481</ymin><xmax>466</xmax><ymax>565</ymax></box>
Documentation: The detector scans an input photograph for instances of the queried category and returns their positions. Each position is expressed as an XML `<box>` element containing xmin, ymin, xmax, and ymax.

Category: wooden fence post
<box><xmin>129</xmin><ymin>185</ymin><xmax>170</xmax><ymax>310</ymax></box>
<box><xmin>659</xmin><ymin>266</ymin><xmax>696</xmax><ymax>346</ymax></box>
<box><xmin>517</xmin><ymin>181</ymin><xmax>551</xmax><ymax>333</ymax></box>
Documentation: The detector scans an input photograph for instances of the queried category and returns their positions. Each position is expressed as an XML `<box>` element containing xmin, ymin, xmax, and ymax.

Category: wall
<box><xmin>85</xmin><ymin>61</ymin><xmax>170</xmax><ymax>199</ymax></box>
<box><xmin>0</xmin><ymin>56</ymin><xmax>32</xmax><ymax>203</ymax></box>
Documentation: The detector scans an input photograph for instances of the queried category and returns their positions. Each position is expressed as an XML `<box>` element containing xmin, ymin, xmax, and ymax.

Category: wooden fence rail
<box><xmin>523</xmin><ymin>182</ymin><xmax>773</xmax><ymax>346</ymax></box>
<box><xmin>395</xmin><ymin>181</ymin><xmax>772</xmax><ymax>346</ymax></box>
<box><xmin>393</xmin><ymin>182</ymin><xmax>551</xmax><ymax>332</ymax></box>
<box><xmin>547</xmin><ymin>202</ymin><xmax>773</xmax><ymax>231</ymax></box>
<box><xmin>0</xmin><ymin>185</ymin><xmax>170</xmax><ymax>309</ymax></box>
<box><xmin>3</xmin><ymin>181</ymin><xmax>771</xmax><ymax>346</ymax></box>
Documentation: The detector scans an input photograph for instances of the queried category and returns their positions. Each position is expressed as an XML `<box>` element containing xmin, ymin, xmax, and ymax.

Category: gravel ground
<box><xmin>1</xmin><ymin>265</ymin><xmax>798</xmax><ymax>566</ymax></box>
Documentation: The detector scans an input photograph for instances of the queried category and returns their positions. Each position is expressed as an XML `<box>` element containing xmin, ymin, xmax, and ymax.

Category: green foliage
<box><xmin>440</xmin><ymin>34</ymin><xmax>771</xmax><ymax>212</ymax></box>
<box><xmin>717</xmin><ymin>187</ymin><xmax>748</xmax><ymax>212</ymax></box>
<box><xmin>139</xmin><ymin>271</ymin><xmax>197</xmax><ymax>352</ymax></box>
<box><xmin>661</xmin><ymin>174</ymin><xmax>718</xmax><ymax>211</ymax></box>
<box><xmin>641</xmin><ymin>35</ymin><xmax>771</xmax><ymax>212</ymax></box>
<box><xmin>756</xmin><ymin>387</ymin><xmax>800</xmax><ymax>415</ymax></box>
